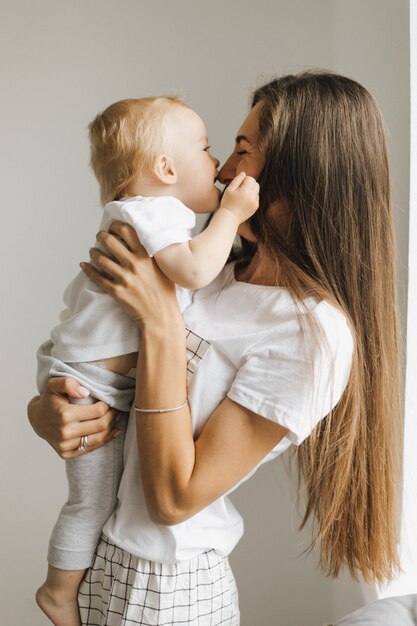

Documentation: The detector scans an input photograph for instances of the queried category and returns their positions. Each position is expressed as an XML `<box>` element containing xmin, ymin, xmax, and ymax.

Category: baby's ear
<box><xmin>153</xmin><ymin>154</ymin><xmax>177</xmax><ymax>185</ymax></box>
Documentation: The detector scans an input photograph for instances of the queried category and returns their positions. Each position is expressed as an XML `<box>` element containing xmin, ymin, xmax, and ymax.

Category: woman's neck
<box><xmin>235</xmin><ymin>249</ymin><xmax>279</xmax><ymax>287</ymax></box>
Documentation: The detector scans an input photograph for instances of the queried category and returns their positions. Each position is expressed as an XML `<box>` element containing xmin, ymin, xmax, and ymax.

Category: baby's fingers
<box><xmin>239</xmin><ymin>176</ymin><xmax>259</xmax><ymax>199</ymax></box>
<box><xmin>241</xmin><ymin>175</ymin><xmax>258</xmax><ymax>189</ymax></box>
<box><xmin>226</xmin><ymin>171</ymin><xmax>247</xmax><ymax>192</ymax></box>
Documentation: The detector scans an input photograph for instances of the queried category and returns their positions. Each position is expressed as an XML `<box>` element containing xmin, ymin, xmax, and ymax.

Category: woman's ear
<box><xmin>153</xmin><ymin>154</ymin><xmax>178</xmax><ymax>185</ymax></box>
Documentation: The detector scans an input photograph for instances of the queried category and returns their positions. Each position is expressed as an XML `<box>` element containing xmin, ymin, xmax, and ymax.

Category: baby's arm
<box><xmin>155</xmin><ymin>172</ymin><xmax>259</xmax><ymax>289</ymax></box>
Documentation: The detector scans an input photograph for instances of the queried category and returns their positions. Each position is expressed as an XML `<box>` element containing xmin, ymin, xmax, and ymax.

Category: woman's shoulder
<box><xmin>244</xmin><ymin>295</ymin><xmax>354</xmax><ymax>368</ymax></box>
<box><xmin>310</xmin><ymin>299</ymin><xmax>354</xmax><ymax>351</ymax></box>
<box><xmin>293</xmin><ymin>299</ymin><xmax>355</xmax><ymax>394</ymax></box>
<box><xmin>189</xmin><ymin>263</ymin><xmax>354</xmax><ymax>362</ymax></box>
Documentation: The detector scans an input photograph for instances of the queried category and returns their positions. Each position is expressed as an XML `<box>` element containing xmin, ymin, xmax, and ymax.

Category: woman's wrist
<box><xmin>141</xmin><ymin>309</ymin><xmax>185</xmax><ymax>341</ymax></box>
<box><xmin>140</xmin><ymin>302</ymin><xmax>184</xmax><ymax>333</ymax></box>
<box><xmin>136</xmin><ymin>312</ymin><xmax>187</xmax><ymax>410</ymax></box>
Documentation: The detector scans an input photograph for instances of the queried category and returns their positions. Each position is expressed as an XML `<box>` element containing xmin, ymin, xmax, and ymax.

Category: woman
<box><xmin>28</xmin><ymin>71</ymin><xmax>402</xmax><ymax>625</ymax></box>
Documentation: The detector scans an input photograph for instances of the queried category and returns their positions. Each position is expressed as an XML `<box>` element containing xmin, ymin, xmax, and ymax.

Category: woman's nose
<box><xmin>218</xmin><ymin>155</ymin><xmax>236</xmax><ymax>185</ymax></box>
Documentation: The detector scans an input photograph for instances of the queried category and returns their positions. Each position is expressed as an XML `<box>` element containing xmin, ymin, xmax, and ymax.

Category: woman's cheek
<box><xmin>236</xmin><ymin>154</ymin><xmax>264</xmax><ymax>180</ymax></box>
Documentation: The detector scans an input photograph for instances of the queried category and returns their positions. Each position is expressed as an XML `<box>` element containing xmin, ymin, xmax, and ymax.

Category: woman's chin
<box><xmin>237</xmin><ymin>221</ymin><xmax>256</xmax><ymax>242</ymax></box>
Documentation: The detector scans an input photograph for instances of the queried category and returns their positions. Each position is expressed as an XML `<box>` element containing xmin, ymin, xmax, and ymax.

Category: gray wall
<box><xmin>0</xmin><ymin>1</ymin><xmax>409</xmax><ymax>624</ymax></box>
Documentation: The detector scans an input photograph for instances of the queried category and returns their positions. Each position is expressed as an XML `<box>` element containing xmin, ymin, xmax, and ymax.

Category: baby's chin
<box><xmin>192</xmin><ymin>188</ymin><xmax>222</xmax><ymax>214</ymax></box>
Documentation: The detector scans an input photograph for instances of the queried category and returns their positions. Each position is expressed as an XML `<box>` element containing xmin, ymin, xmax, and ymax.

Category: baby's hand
<box><xmin>220</xmin><ymin>172</ymin><xmax>259</xmax><ymax>223</ymax></box>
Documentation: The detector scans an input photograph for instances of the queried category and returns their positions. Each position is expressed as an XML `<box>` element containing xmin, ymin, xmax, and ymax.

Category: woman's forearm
<box><xmin>81</xmin><ymin>222</ymin><xmax>202</xmax><ymax>519</ymax></box>
<box><xmin>135</xmin><ymin>317</ymin><xmax>196</xmax><ymax>524</ymax></box>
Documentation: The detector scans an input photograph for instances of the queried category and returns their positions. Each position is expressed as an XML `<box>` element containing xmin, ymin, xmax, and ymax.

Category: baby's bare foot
<box><xmin>36</xmin><ymin>584</ymin><xmax>81</xmax><ymax>626</ymax></box>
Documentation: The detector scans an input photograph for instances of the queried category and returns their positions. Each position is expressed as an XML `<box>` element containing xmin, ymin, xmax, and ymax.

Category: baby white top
<box><xmin>103</xmin><ymin>262</ymin><xmax>354</xmax><ymax>563</ymax></box>
<box><xmin>50</xmin><ymin>196</ymin><xmax>195</xmax><ymax>363</ymax></box>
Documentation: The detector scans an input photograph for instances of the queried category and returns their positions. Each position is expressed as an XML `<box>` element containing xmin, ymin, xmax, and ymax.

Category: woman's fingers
<box><xmin>59</xmin><ymin>405</ymin><xmax>118</xmax><ymax>438</ymax></box>
<box><xmin>53</xmin><ymin>407</ymin><xmax>120</xmax><ymax>453</ymax></box>
<box><xmin>46</xmin><ymin>375</ymin><xmax>92</xmax><ymax>400</ymax></box>
<box><xmin>82</xmin><ymin>221</ymin><xmax>180</xmax><ymax>326</ymax></box>
<box><xmin>70</xmin><ymin>400</ymin><xmax>114</xmax><ymax>422</ymax></box>
<box><xmin>95</xmin><ymin>230</ymin><xmax>134</xmax><ymax>262</ymax></box>
<box><xmin>82</xmin><ymin>223</ymin><xmax>148</xmax><ymax>290</ymax></box>
<box><xmin>44</xmin><ymin>376</ymin><xmax>115</xmax><ymax>429</ymax></box>
<box><xmin>89</xmin><ymin>229</ymin><xmax>145</xmax><ymax>276</ymax></box>
<box><xmin>108</xmin><ymin>221</ymin><xmax>147</xmax><ymax>256</ymax></box>
<box><xmin>80</xmin><ymin>261</ymin><xmax>117</xmax><ymax>294</ymax></box>
<box><xmin>46</xmin><ymin>377</ymin><xmax>111</xmax><ymax>420</ymax></box>
<box><xmin>58</xmin><ymin>426</ymin><xmax>122</xmax><ymax>460</ymax></box>
<box><xmin>88</xmin><ymin>247</ymin><xmax>126</xmax><ymax>281</ymax></box>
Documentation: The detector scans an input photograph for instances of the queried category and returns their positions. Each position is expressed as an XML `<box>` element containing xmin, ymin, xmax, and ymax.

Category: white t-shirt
<box><xmin>103</xmin><ymin>262</ymin><xmax>354</xmax><ymax>563</ymax></box>
<box><xmin>50</xmin><ymin>196</ymin><xmax>195</xmax><ymax>363</ymax></box>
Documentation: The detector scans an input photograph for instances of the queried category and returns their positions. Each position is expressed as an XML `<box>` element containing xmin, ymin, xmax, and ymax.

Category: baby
<box><xmin>36</xmin><ymin>96</ymin><xmax>259</xmax><ymax>626</ymax></box>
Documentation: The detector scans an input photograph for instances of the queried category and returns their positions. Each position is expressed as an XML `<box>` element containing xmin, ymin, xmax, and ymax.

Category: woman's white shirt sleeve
<box><xmin>227</xmin><ymin>303</ymin><xmax>354</xmax><ymax>445</ymax></box>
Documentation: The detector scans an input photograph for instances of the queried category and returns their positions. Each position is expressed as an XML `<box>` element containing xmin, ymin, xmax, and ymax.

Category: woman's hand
<box><xmin>81</xmin><ymin>221</ymin><xmax>182</xmax><ymax>330</ymax></box>
<box><xmin>27</xmin><ymin>377</ymin><xmax>119</xmax><ymax>459</ymax></box>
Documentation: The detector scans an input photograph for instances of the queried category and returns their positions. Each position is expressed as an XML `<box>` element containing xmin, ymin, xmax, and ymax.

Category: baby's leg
<box><xmin>36</xmin><ymin>567</ymin><xmax>85</xmax><ymax>626</ymax></box>
<box><xmin>35</xmin><ymin>354</ymin><xmax>134</xmax><ymax>625</ymax></box>
<box><xmin>38</xmin><ymin>397</ymin><xmax>127</xmax><ymax>625</ymax></box>
<box><xmin>37</xmin><ymin>394</ymin><xmax>127</xmax><ymax>626</ymax></box>
<box><xmin>49</xmin><ymin>402</ymin><xmax>126</xmax><ymax>569</ymax></box>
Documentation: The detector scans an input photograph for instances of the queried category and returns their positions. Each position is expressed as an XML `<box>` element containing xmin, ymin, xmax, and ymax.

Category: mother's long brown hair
<box><xmin>245</xmin><ymin>71</ymin><xmax>402</xmax><ymax>583</ymax></box>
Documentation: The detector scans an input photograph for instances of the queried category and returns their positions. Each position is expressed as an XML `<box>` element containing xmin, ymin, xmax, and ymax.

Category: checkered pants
<box><xmin>78</xmin><ymin>536</ymin><xmax>240</xmax><ymax>625</ymax></box>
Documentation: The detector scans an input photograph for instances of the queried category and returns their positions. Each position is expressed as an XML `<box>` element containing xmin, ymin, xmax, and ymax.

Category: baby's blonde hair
<box><xmin>88</xmin><ymin>96</ymin><xmax>189</xmax><ymax>206</ymax></box>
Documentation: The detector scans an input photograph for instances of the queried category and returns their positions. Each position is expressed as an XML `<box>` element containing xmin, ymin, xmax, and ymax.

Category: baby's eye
<box><xmin>204</xmin><ymin>145</ymin><xmax>211</xmax><ymax>152</ymax></box>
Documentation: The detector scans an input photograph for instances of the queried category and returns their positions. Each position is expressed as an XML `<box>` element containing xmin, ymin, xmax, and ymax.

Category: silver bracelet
<box><xmin>134</xmin><ymin>399</ymin><xmax>188</xmax><ymax>414</ymax></box>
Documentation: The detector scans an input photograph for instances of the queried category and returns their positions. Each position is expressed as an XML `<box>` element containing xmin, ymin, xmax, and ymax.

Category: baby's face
<box><xmin>165</xmin><ymin>107</ymin><xmax>221</xmax><ymax>213</ymax></box>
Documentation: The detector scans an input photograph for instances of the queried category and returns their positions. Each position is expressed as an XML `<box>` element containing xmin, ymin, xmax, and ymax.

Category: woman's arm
<box><xmin>28</xmin><ymin>377</ymin><xmax>120</xmax><ymax>459</ymax></box>
<box><xmin>137</xmin><ymin>323</ymin><xmax>287</xmax><ymax>524</ymax></box>
<box><xmin>83</xmin><ymin>222</ymin><xmax>287</xmax><ymax>525</ymax></box>
<box><xmin>155</xmin><ymin>173</ymin><xmax>259</xmax><ymax>290</ymax></box>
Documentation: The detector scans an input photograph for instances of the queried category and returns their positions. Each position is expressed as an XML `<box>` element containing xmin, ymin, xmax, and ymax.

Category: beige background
<box><xmin>0</xmin><ymin>1</ymin><xmax>411</xmax><ymax>624</ymax></box>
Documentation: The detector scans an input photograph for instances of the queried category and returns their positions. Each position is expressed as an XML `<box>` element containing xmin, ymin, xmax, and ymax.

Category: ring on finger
<box><xmin>77</xmin><ymin>435</ymin><xmax>89</xmax><ymax>452</ymax></box>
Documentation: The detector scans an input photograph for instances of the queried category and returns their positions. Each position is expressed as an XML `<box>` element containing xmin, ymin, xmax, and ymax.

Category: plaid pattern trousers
<box><xmin>78</xmin><ymin>535</ymin><xmax>240</xmax><ymax>625</ymax></box>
